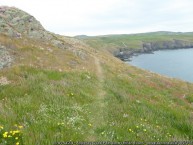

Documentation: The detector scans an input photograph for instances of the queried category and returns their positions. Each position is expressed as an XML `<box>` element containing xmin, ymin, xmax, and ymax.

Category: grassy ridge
<box><xmin>78</xmin><ymin>32</ymin><xmax>193</xmax><ymax>52</ymax></box>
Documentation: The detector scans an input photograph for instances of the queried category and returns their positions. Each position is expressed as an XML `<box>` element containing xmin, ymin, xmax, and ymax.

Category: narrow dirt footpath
<box><xmin>94</xmin><ymin>56</ymin><xmax>106</xmax><ymax>107</ymax></box>
<box><xmin>87</xmin><ymin>56</ymin><xmax>107</xmax><ymax>140</ymax></box>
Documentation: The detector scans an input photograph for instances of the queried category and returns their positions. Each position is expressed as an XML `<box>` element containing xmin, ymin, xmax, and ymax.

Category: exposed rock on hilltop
<box><xmin>0</xmin><ymin>6</ymin><xmax>68</xmax><ymax>49</ymax></box>
<box><xmin>0</xmin><ymin>6</ymin><xmax>45</xmax><ymax>38</ymax></box>
<box><xmin>0</xmin><ymin>6</ymin><xmax>93</xmax><ymax>70</ymax></box>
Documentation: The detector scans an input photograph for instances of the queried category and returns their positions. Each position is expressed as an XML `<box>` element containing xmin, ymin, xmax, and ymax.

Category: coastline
<box><xmin>115</xmin><ymin>40</ymin><xmax>193</xmax><ymax>61</ymax></box>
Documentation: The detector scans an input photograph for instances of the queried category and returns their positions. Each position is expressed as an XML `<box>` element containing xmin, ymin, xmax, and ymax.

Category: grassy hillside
<box><xmin>1</xmin><ymin>7</ymin><xmax>193</xmax><ymax>145</ymax></box>
<box><xmin>78</xmin><ymin>32</ymin><xmax>193</xmax><ymax>53</ymax></box>
<box><xmin>1</xmin><ymin>34</ymin><xmax>193</xmax><ymax>144</ymax></box>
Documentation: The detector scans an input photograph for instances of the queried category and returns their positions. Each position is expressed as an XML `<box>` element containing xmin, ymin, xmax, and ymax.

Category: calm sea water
<box><xmin>127</xmin><ymin>48</ymin><xmax>193</xmax><ymax>82</ymax></box>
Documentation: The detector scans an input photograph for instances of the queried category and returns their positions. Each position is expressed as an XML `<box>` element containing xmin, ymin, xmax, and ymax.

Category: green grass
<box><xmin>79</xmin><ymin>31</ymin><xmax>193</xmax><ymax>52</ymax></box>
<box><xmin>186</xmin><ymin>94</ymin><xmax>193</xmax><ymax>103</ymax></box>
<box><xmin>1</xmin><ymin>62</ymin><xmax>193</xmax><ymax>144</ymax></box>
<box><xmin>101</xmin><ymin>63</ymin><xmax>193</xmax><ymax>141</ymax></box>
<box><xmin>0</xmin><ymin>66</ymin><xmax>99</xmax><ymax>144</ymax></box>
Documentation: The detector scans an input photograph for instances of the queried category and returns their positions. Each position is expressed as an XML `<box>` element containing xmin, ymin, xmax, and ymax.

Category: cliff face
<box><xmin>116</xmin><ymin>39</ymin><xmax>193</xmax><ymax>60</ymax></box>
<box><xmin>143</xmin><ymin>39</ymin><xmax>193</xmax><ymax>51</ymax></box>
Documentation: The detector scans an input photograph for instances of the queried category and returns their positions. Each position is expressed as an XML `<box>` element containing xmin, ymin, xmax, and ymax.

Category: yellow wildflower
<box><xmin>14</xmin><ymin>130</ymin><xmax>20</xmax><ymax>133</ymax></box>
<box><xmin>0</xmin><ymin>125</ymin><xmax>3</xmax><ymax>129</ymax></box>
<box><xmin>18</xmin><ymin>126</ymin><xmax>23</xmax><ymax>129</ymax></box>
<box><xmin>16</xmin><ymin>142</ymin><xmax>19</xmax><ymax>145</ymax></box>
<box><xmin>12</xmin><ymin>130</ymin><xmax>20</xmax><ymax>135</ymax></box>
<box><xmin>88</xmin><ymin>123</ymin><xmax>92</xmax><ymax>127</ymax></box>
<box><xmin>128</xmin><ymin>129</ymin><xmax>132</xmax><ymax>132</ymax></box>
<box><xmin>3</xmin><ymin>132</ymin><xmax>8</xmax><ymax>138</ymax></box>
<box><xmin>15</xmin><ymin>137</ymin><xmax>19</xmax><ymax>140</ymax></box>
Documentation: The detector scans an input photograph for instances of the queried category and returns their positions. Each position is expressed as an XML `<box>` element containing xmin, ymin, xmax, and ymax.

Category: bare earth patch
<box><xmin>0</xmin><ymin>45</ymin><xmax>12</xmax><ymax>69</ymax></box>
<box><xmin>0</xmin><ymin>76</ymin><xmax>10</xmax><ymax>85</ymax></box>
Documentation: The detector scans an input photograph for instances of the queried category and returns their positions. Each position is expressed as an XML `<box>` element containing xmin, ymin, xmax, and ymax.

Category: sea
<box><xmin>127</xmin><ymin>48</ymin><xmax>193</xmax><ymax>82</ymax></box>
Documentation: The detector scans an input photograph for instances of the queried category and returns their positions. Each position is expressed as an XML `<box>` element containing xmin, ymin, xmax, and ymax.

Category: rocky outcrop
<box><xmin>0</xmin><ymin>6</ymin><xmax>74</xmax><ymax>69</ymax></box>
<box><xmin>0</xmin><ymin>6</ymin><xmax>91</xmax><ymax>70</ymax></box>
<box><xmin>0</xmin><ymin>6</ymin><xmax>45</xmax><ymax>38</ymax></box>
<box><xmin>0</xmin><ymin>44</ymin><xmax>12</xmax><ymax>69</ymax></box>
<box><xmin>116</xmin><ymin>39</ymin><xmax>193</xmax><ymax>60</ymax></box>
<box><xmin>0</xmin><ymin>6</ymin><xmax>68</xmax><ymax>49</ymax></box>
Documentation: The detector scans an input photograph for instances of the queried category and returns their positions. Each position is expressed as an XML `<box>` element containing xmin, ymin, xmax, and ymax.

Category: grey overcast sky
<box><xmin>1</xmin><ymin>0</ymin><xmax>193</xmax><ymax>36</ymax></box>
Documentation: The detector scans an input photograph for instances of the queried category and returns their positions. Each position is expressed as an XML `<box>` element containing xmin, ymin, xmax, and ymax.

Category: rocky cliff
<box><xmin>116</xmin><ymin>39</ymin><xmax>193</xmax><ymax>60</ymax></box>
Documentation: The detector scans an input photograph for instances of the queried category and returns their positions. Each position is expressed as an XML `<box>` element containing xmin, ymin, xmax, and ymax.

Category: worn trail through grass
<box><xmin>94</xmin><ymin>57</ymin><xmax>106</xmax><ymax>107</ymax></box>
<box><xmin>87</xmin><ymin>56</ymin><xmax>107</xmax><ymax>140</ymax></box>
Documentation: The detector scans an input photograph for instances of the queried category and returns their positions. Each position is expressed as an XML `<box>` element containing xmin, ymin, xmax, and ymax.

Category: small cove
<box><xmin>127</xmin><ymin>48</ymin><xmax>193</xmax><ymax>83</ymax></box>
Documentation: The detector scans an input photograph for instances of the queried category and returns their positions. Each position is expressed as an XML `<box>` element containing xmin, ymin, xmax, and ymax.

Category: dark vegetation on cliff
<box><xmin>0</xmin><ymin>6</ymin><xmax>193</xmax><ymax>145</ymax></box>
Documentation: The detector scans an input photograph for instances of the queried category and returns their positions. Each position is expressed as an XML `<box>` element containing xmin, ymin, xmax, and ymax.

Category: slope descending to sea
<box><xmin>0</xmin><ymin>7</ymin><xmax>193</xmax><ymax>144</ymax></box>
